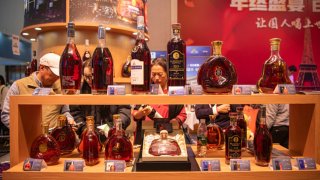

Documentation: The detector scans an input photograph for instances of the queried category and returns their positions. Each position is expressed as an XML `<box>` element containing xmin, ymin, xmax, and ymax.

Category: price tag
<box><xmin>230</xmin><ymin>159</ymin><xmax>251</xmax><ymax>171</ymax></box>
<box><xmin>271</xmin><ymin>158</ymin><xmax>292</xmax><ymax>170</ymax></box>
<box><xmin>232</xmin><ymin>85</ymin><xmax>258</xmax><ymax>95</ymax></box>
<box><xmin>23</xmin><ymin>158</ymin><xmax>47</xmax><ymax>171</ymax></box>
<box><xmin>185</xmin><ymin>85</ymin><xmax>203</xmax><ymax>95</ymax></box>
<box><xmin>273</xmin><ymin>84</ymin><xmax>296</xmax><ymax>94</ymax></box>
<box><xmin>32</xmin><ymin>88</ymin><xmax>52</xmax><ymax>96</ymax></box>
<box><xmin>168</xmin><ymin>86</ymin><xmax>185</xmax><ymax>96</ymax></box>
<box><xmin>107</xmin><ymin>85</ymin><xmax>126</xmax><ymax>95</ymax></box>
<box><xmin>64</xmin><ymin>160</ymin><xmax>84</xmax><ymax>171</ymax></box>
<box><xmin>296</xmin><ymin>158</ymin><xmax>317</xmax><ymax>170</ymax></box>
<box><xmin>200</xmin><ymin>159</ymin><xmax>221</xmax><ymax>171</ymax></box>
<box><xmin>105</xmin><ymin>160</ymin><xmax>126</xmax><ymax>172</ymax></box>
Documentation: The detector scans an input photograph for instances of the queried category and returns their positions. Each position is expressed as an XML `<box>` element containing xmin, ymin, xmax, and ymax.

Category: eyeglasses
<box><xmin>151</xmin><ymin>72</ymin><xmax>165</xmax><ymax>78</ymax></box>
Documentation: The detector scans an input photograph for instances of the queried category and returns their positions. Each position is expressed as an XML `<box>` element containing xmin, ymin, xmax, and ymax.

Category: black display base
<box><xmin>135</xmin><ymin>157</ymin><xmax>192</xmax><ymax>171</ymax></box>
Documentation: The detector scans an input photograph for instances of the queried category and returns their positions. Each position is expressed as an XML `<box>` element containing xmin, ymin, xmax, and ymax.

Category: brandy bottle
<box><xmin>30</xmin><ymin>125</ymin><xmax>61</xmax><ymax>165</ymax></box>
<box><xmin>197</xmin><ymin>41</ymin><xmax>237</xmax><ymax>94</ymax></box>
<box><xmin>60</xmin><ymin>22</ymin><xmax>82</xmax><ymax>95</ymax></box>
<box><xmin>236</xmin><ymin>107</ymin><xmax>247</xmax><ymax>149</ymax></box>
<box><xmin>82</xmin><ymin>39</ymin><xmax>91</xmax><ymax>62</ymax></box>
<box><xmin>167</xmin><ymin>23</ymin><xmax>186</xmax><ymax>86</ymax></box>
<box><xmin>83</xmin><ymin>116</ymin><xmax>100</xmax><ymax>166</ymax></box>
<box><xmin>105</xmin><ymin>116</ymin><xmax>133</xmax><ymax>162</ymax></box>
<box><xmin>225</xmin><ymin>112</ymin><xmax>241</xmax><ymax>165</ymax></box>
<box><xmin>254</xmin><ymin>105</ymin><xmax>273</xmax><ymax>166</ymax></box>
<box><xmin>131</xmin><ymin>16</ymin><xmax>151</xmax><ymax>94</ymax></box>
<box><xmin>207</xmin><ymin>115</ymin><xmax>224</xmax><ymax>150</ymax></box>
<box><xmin>257</xmin><ymin>38</ymin><xmax>292</xmax><ymax>93</ymax></box>
<box><xmin>197</xmin><ymin>119</ymin><xmax>207</xmax><ymax>157</ymax></box>
<box><xmin>107</xmin><ymin>114</ymin><xmax>126</xmax><ymax>138</ymax></box>
<box><xmin>91</xmin><ymin>25</ymin><xmax>114</xmax><ymax>94</ymax></box>
<box><xmin>148</xmin><ymin>130</ymin><xmax>181</xmax><ymax>156</ymax></box>
<box><xmin>30</xmin><ymin>50</ymin><xmax>38</xmax><ymax>73</ymax></box>
<box><xmin>51</xmin><ymin>115</ymin><xmax>76</xmax><ymax>154</ymax></box>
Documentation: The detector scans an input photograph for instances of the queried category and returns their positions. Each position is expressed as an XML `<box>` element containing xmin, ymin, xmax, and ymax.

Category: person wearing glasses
<box><xmin>1</xmin><ymin>53</ymin><xmax>74</xmax><ymax>129</ymax></box>
<box><xmin>132</xmin><ymin>57</ymin><xmax>187</xmax><ymax>144</ymax></box>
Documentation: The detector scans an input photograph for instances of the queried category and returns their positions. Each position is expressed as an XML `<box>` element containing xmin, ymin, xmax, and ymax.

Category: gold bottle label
<box><xmin>39</xmin><ymin>143</ymin><xmax>48</xmax><ymax>153</ymax></box>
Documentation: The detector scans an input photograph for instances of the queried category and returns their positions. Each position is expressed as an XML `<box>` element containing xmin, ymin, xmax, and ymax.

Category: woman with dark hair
<box><xmin>132</xmin><ymin>57</ymin><xmax>187</xmax><ymax>144</ymax></box>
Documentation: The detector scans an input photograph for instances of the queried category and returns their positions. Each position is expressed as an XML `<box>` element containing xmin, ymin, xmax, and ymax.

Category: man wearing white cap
<box><xmin>1</xmin><ymin>53</ymin><xmax>74</xmax><ymax>129</ymax></box>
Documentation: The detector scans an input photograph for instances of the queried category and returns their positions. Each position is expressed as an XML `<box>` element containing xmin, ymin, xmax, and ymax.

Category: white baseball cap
<box><xmin>39</xmin><ymin>53</ymin><xmax>60</xmax><ymax>76</ymax></box>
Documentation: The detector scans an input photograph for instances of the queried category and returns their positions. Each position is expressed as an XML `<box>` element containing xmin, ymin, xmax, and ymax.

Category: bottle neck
<box><xmin>137</xmin><ymin>29</ymin><xmax>145</xmax><ymax>40</ymax></box>
<box><xmin>98</xmin><ymin>38</ymin><xmax>106</xmax><ymax>48</ymax></box>
<box><xmin>230</xmin><ymin>118</ymin><xmax>237</xmax><ymax>127</ymax></box>
<box><xmin>115</xmin><ymin>120</ymin><xmax>122</xmax><ymax>134</ymax></box>
<box><xmin>270</xmin><ymin>44</ymin><xmax>280</xmax><ymax>57</ymax></box>
<box><xmin>67</xmin><ymin>37</ymin><xmax>75</xmax><ymax>45</ymax></box>
<box><xmin>173</xmin><ymin>29</ymin><xmax>181</xmax><ymax>40</ymax></box>
<box><xmin>213</xmin><ymin>46</ymin><xmax>222</xmax><ymax>56</ymax></box>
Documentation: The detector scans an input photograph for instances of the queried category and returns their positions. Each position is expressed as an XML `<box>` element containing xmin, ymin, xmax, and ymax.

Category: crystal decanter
<box><xmin>197</xmin><ymin>41</ymin><xmax>237</xmax><ymax>93</ymax></box>
<box><xmin>225</xmin><ymin>112</ymin><xmax>241</xmax><ymax>164</ymax></box>
<box><xmin>148</xmin><ymin>130</ymin><xmax>181</xmax><ymax>156</ymax></box>
<box><xmin>105</xmin><ymin>117</ymin><xmax>133</xmax><ymax>162</ymax></box>
<box><xmin>51</xmin><ymin>115</ymin><xmax>76</xmax><ymax>154</ymax></box>
<box><xmin>207</xmin><ymin>115</ymin><xmax>224</xmax><ymax>150</ymax></box>
<box><xmin>82</xmin><ymin>116</ymin><xmax>100</xmax><ymax>166</ymax></box>
<box><xmin>254</xmin><ymin>105</ymin><xmax>273</xmax><ymax>166</ymax></box>
<box><xmin>30</xmin><ymin>125</ymin><xmax>61</xmax><ymax>165</ymax></box>
<box><xmin>257</xmin><ymin>38</ymin><xmax>291</xmax><ymax>93</ymax></box>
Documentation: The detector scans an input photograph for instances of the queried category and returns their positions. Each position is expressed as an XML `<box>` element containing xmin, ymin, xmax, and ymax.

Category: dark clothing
<box><xmin>270</xmin><ymin>125</ymin><xmax>289</xmax><ymax>148</ymax></box>
<box><xmin>195</xmin><ymin>104</ymin><xmax>240</xmax><ymax>129</ymax></box>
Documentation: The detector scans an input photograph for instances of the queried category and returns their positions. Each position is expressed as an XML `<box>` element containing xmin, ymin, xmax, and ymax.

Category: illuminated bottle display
<box><xmin>167</xmin><ymin>23</ymin><xmax>186</xmax><ymax>86</ymax></box>
<box><xmin>30</xmin><ymin>125</ymin><xmax>60</xmax><ymax>165</ymax></box>
<box><xmin>257</xmin><ymin>38</ymin><xmax>291</xmax><ymax>93</ymax></box>
<box><xmin>82</xmin><ymin>39</ymin><xmax>91</xmax><ymax>62</ymax></box>
<box><xmin>91</xmin><ymin>25</ymin><xmax>114</xmax><ymax>94</ymax></box>
<box><xmin>225</xmin><ymin>112</ymin><xmax>241</xmax><ymax>165</ymax></box>
<box><xmin>60</xmin><ymin>22</ymin><xmax>82</xmax><ymax>95</ymax></box>
<box><xmin>83</xmin><ymin>116</ymin><xmax>99</xmax><ymax>166</ymax></box>
<box><xmin>131</xmin><ymin>16</ymin><xmax>151</xmax><ymax>94</ymax></box>
<box><xmin>197</xmin><ymin>41</ymin><xmax>237</xmax><ymax>93</ymax></box>
<box><xmin>254</xmin><ymin>105</ymin><xmax>273</xmax><ymax>166</ymax></box>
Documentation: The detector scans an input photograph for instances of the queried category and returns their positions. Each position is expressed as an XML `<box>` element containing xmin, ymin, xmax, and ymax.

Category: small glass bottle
<box><xmin>148</xmin><ymin>130</ymin><xmax>181</xmax><ymax>156</ymax></box>
<box><xmin>167</xmin><ymin>23</ymin><xmax>186</xmax><ymax>86</ymax></box>
<box><xmin>254</xmin><ymin>105</ymin><xmax>273</xmax><ymax>166</ymax></box>
<box><xmin>225</xmin><ymin>112</ymin><xmax>241</xmax><ymax>165</ymax></box>
<box><xmin>197</xmin><ymin>119</ymin><xmax>207</xmax><ymax>157</ymax></box>
<box><xmin>78</xmin><ymin>116</ymin><xmax>103</xmax><ymax>153</ymax></box>
<box><xmin>131</xmin><ymin>16</ymin><xmax>151</xmax><ymax>94</ymax></box>
<box><xmin>30</xmin><ymin>50</ymin><xmax>38</xmax><ymax>73</ymax></box>
<box><xmin>207</xmin><ymin>115</ymin><xmax>224</xmax><ymax>150</ymax></box>
<box><xmin>257</xmin><ymin>38</ymin><xmax>292</xmax><ymax>93</ymax></box>
<box><xmin>91</xmin><ymin>25</ymin><xmax>114</xmax><ymax>94</ymax></box>
<box><xmin>83</xmin><ymin>116</ymin><xmax>100</xmax><ymax>166</ymax></box>
<box><xmin>60</xmin><ymin>22</ymin><xmax>82</xmax><ymax>95</ymax></box>
<box><xmin>236</xmin><ymin>107</ymin><xmax>247</xmax><ymax>149</ymax></box>
<box><xmin>82</xmin><ymin>39</ymin><xmax>91</xmax><ymax>62</ymax></box>
<box><xmin>51</xmin><ymin>115</ymin><xmax>76</xmax><ymax>154</ymax></box>
<box><xmin>105</xmin><ymin>116</ymin><xmax>133</xmax><ymax>162</ymax></box>
<box><xmin>30</xmin><ymin>125</ymin><xmax>61</xmax><ymax>165</ymax></box>
<box><xmin>197</xmin><ymin>41</ymin><xmax>237</xmax><ymax>93</ymax></box>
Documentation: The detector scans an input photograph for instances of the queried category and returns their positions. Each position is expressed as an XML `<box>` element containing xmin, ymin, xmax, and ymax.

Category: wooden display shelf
<box><xmin>4</xmin><ymin>94</ymin><xmax>320</xmax><ymax>179</ymax></box>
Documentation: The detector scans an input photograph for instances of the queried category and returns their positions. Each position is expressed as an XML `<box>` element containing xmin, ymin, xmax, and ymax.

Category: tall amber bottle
<box><xmin>197</xmin><ymin>41</ymin><xmax>237</xmax><ymax>94</ymax></box>
<box><xmin>257</xmin><ymin>38</ymin><xmax>291</xmax><ymax>93</ymax></box>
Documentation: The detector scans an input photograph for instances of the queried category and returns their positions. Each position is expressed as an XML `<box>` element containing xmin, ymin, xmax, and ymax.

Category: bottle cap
<box><xmin>212</xmin><ymin>41</ymin><xmax>223</xmax><ymax>46</ymax></box>
<box><xmin>67</xmin><ymin>22</ymin><xmax>75</xmax><ymax>37</ymax></box>
<box><xmin>137</xmin><ymin>16</ymin><xmax>145</xmax><ymax>30</ymax></box>
<box><xmin>85</xmin><ymin>39</ymin><xmax>89</xmax><ymax>46</ymax></box>
<box><xmin>172</xmin><ymin>23</ymin><xmax>181</xmax><ymax>30</ymax></box>
<box><xmin>113</xmin><ymin>114</ymin><xmax>120</xmax><ymax>120</ymax></box>
<box><xmin>86</xmin><ymin>116</ymin><xmax>95</xmax><ymax>125</ymax></box>
<box><xmin>98</xmin><ymin>25</ymin><xmax>105</xmax><ymax>39</ymax></box>
<box><xmin>270</xmin><ymin>38</ymin><xmax>281</xmax><ymax>45</ymax></box>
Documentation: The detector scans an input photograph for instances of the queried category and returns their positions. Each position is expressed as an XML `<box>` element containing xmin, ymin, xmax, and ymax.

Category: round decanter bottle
<box><xmin>197</xmin><ymin>41</ymin><xmax>237</xmax><ymax>94</ymax></box>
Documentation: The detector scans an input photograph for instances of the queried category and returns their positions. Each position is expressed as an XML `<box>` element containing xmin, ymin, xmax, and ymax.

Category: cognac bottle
<box><xmin>197</xmin><ymin>119</ymin><xmax>208</xmax><ymax>157</ymax></box>
<box><xmin>51</xmin><ymin>115</ymin><xmax>76</xmax><ymax>154</ymax></box>
<box><xmin>148</xmin><ymin>130</ymin><xmax>181</xmax><ymax>156</ymax></box>
<box><xmin>225</xmin><ymin>112</ymin><xmax>241</xmax><ymax>165</ymax></box>
<box><xmin>167</xmin><ymin>23</ymin><xmax>186</xmax><ymax>86</ymax></box>
<box><xmin>257</xmin><ymin>38</ymin><xmax>292</xmax><ymax>93</ymax></box>
<box><xmin>82</xmin><ymin>39</ymin><xmax>91</xmax><ymax>62</ymax></box>
<box><xmin>207</xmin><ymin>115</ymin><xmax>224</xmax><ymax>150</ymax></box>
<box><xmin>30</xmin><ymin>125</ymin><xmax>61</xmax><ymax>165</ymax></box>
<box><xmin>131</xmin><ymin>16</ymin><xmax>151</xmax><ymax>94</ymax></box>
<box><xmin>91</xmin><ymin>25</ymin><xmax>114</xmax><ymax>94</ymax></box>
<box><xmin>30</xmin><ymin>50</ymin><xmax>38</xmax><ymax>73</ymax></box>
<box><xmin>83</xmin><ymin>116</ymin><xmax>100</xmax><ymax>166</ymax></box>
<box><xmin>105</xmin><ymin>116</ymin><xmax>133</xmax><ymax>162</ymax></box>
<box><xmin>197</xmin><ymin>41</ymin><xmax>237</xmax><ymax>94</ymax></box>
<box><xmin>236</xmin><ymin>107</ymin><xmax>247</xmax><ymax>149</ymax></box>
<box><xmin>60</xmin><ymin>22</ymin><xmax>82</xmax><ymax>95</ymax></box>
<box><xmin>107</xmin><ymin>114</ymin><xmax>126</xmax><ymax>138</ymax></box>
<box><xmin>254</xmin><ymin>105</ymin><xmax>273</xmax><ymax>166</ymax></box>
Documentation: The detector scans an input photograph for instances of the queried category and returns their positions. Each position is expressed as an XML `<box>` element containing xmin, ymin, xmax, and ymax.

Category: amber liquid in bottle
<box><xmin>236</xmin><ymin>107</ymin><xmax>247</xmax><ymax>149</ymax></box>
<box><xmin>30</xmin><ymin>125</ymin><xmax>61</xmax><ymax>165</ymax></box>
<box><xmin>254</xmin><ymin>105</ymin><xmax>273</xmax><ymax>166</ymax></box>
<box><xmin>51</xmin><ymin>115</ymin><xmax>76</xmax><ymax>154</ymax></box>
<box><xmin>225</xmin><ymin>112</ymin><xmax>242</xmax><ymax>165</ymax></box>
<box><xmin>257</xmin><ymin>38</ymin><xmax>291</xmax><ymax>93</ymax></box>
<box><xmin>83</xmin><ymin>116</ymin><xmax>99</xmax><ymax>166</ymax></box>
<box><xmin>82</xmin><ymin>39</ymin><xmax>91</xmax><ymax>62</ymax></box>
<box><xmin>78</xmin><ymin>117</ymin><xmax>103</xmax><ymax>153</ymax></box>
<box><xmin>167</xmin><ymin>23</ymin><xmax>186</xmax><ymax>86</ymax></box>
<box><xmin>91</xmin><ymin>25</ymin><xmax>114</xmax><ymax>94</ymax></box>
<box><xmin>148</xmin><ymin>130</ymin><xmax>181</xmax><ymax>156</ymax></box>
<box><xmin>105</xmin><ymin>116</ymin><xmax>133</xmax><ymax>162</ymax></box>
<box><xmin>207</xmin><ymin>115</ymin><xmax>224</xmax><ymax>150</ymax></box>
<box><xmin>60</xmin><ymin>22</ymin><xmax>82</xmax><ymax>95</ymax></box>
<box><xmin>30</xmin><ymin>50</ymin><xmax>38</xmax><ymax>73</ymax></box>
<box><xmin>131</xmin><ymin>16</ymin><xmax>151</xmax><ymax>94</ymax></box>
<box><xmin>197</xmin><ymin>41</ymin><xmax>237</xmax><ymax>94</ymax></box>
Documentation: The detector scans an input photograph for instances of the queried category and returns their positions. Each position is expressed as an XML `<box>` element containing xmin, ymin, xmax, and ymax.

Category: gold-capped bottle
<box><xmin>83</xmin><ymin>116</ymin><xmax>99</xmax><ymax>166</ymax></box>
<box><xmin>257</xmin><ymin>38</ymin><xmax>291</xmax><ymax>93</ymax></box>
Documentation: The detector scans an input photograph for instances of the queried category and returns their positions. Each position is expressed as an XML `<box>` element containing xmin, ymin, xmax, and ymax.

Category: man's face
<box><xmin>40</xmin><ymin>66</ymin><xmax>59</xmax><ymax>87</ymax></box>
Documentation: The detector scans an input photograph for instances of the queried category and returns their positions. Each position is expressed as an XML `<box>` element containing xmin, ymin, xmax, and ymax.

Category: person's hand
<box><xmin>217</xmin><ymin>104</ymin><xmax>230</xmax><ymax>114</ymax></box>
<box><xmin>139</xmin><ymin>105</ymin><xmax>152</xmax><ymax>116</ymax></box>
<box><xmin>68</xmin><ymin>119</ymin><xmax>77</xmax><ymax>131</ymax></box>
